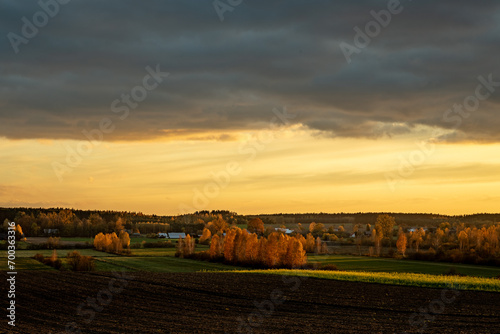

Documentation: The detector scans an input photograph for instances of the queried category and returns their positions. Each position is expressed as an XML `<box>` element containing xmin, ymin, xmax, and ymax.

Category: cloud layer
<box><xmin>1</xmin><ymin>0</ymin><xmax>500</xmax><ymax>142</ymax></box>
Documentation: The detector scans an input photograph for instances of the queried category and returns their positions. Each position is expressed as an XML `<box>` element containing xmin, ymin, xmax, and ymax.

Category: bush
<box><xmin>130</xmin><ymin>242</ymin><xmax>142</xmax><ymax>249</ymax></box>
<box><xmin>317</xmin><ymin>264</ymin><xmax>339</xmax><ymax>271</ymax></box>
<box><xmin>46</xmin><ymin>237</ymin><xmax>60</xmax><ymax>249</ymax></box>
<box><xmin>48</xmin><ymin>258</ymin><xmax>62</xmax><ymax>270</ymax></box>
<box><xmin>33</xmin><ymin>253</ymin><xmax>45</xmax><ymax>262</ymax></box>
<box><xmin>444</xmin><ymin>267</ymin><xmax>466</xmax><ymax>277</ymax></box>
<box><xmin>33</xmin><ymin>251</ymin><xmax>62</xmax><ymax>270</ymax></box>
<box><xmin>67</xmin><ymin>251</ymin><xmax>95</xmax><ymax>271</ymax></box>
<box><xmin>142</xmin><ymin>240</ymin><xmax>174</xmax><ymax>248</ymax></box>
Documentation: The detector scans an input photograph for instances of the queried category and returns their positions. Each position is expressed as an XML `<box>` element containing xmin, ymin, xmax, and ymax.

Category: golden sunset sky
<box><xmin>1</xmin><ymin>1</ymin><xmax>499</xmax><ymax>215</ymax></box>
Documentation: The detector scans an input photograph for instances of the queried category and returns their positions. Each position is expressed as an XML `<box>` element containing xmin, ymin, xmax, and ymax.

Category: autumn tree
<box><xmin>410</xmin><ymin>228</ymin><xmax>425</xmax><ymax>253</ymax></box>
<box><xmin>209</xmin><ymin>234</ymin><xmax>223</xmax><ymax>259</ymax></box>
<box><xmin>284</xmin><ymin>238</ymin><xmax>306</xmax><ymax>268</ymax></box>
<box><xmin>119</xmin><ymin>231</ymin><xmax>130</xmax><ymax>249</ymax></box>
<box><xmin>223</xmin><ymin>229</ymin><xmax>236</xmax><ymax>262</ymax></box>
<box><xmin>372</xmin><ymin>228</ymin><xmax>382</xmax><ymax>256</ymax></box>
<box><xmin>458</xmin><ymin>230</ymin><xmax>468</xmax><ymax>252</ymax></box>
<box><xmin>309</xmin><ymin>222</ymin><xmax>317</xmax><ymax>234</ymax></box>
<box><xmin>207</xmin><ymin>215</ymin><xmax>228</xmax><ymax>234</ymax></box>
<box><xmin>376</xmin><ymin>214</ymin><xmax>396</xmax><ymax>247</ymax></box>
<box><xmin>353</xmin><ymin>224</ymin><xmax>362</xmax><ymax>255</ymax></box>
<box><xmin>15</xmin><ymin>224</ymin><xmax>26</xmax><ymax>241</ymax></box>
<box><xmin>432</xmin><ymin>228</ymin><xmax>445</xmax><ymax>250</ymax></box>
<box><xmin>31</xmin><ymin>223</ymin><xmax>40</xmax><ymax>237</ymax></box>
<box><xmin>304</xmin><ymin>233</ymin><xmax>316</xmax><ymax>253</ymax></box>
<box><xmin>110</xmin><ymin>232</ymin><xmax>123</xmax><ymax>254</ymax></box>
<box><xmin>315</xmin><ymin>237</ymin><xmax>328</xmax><ymax>254</ymax></box>
<box><xmin>176</xmin><ymin>235</ymin><xmax>195</xmax><ymax>258</ymax></box>
<box><xmin>94</xmin><ymin>232</ymin><xmax>105</xmax><ymax>251</ymax></box>
<box><xmin>297</xmin><ymin>223</ymin><xmax>304</xmax><ymax>233</ymax></box>
<box><xmin>114</xmin><ymin>217</ymin><xmax>126</xmax><ymax>233</ymax></box>
<box><xmin>247</xmin><ymin>218</ymin><xmax>264</xmax><ymax>235</ymax></box>
<box><xmin>245</xmin><ymin>233</ymin><xmax>259</xmax><ymax>263</ymax></box>
<box><xmin>265</xmin><ymin>233</ymin><xmax>279</xmax><ymax>267</ymax></box>
<box><xmin>309</xmin><ymin>222</ymin><xmax>325</xmax><ymax>236</ymax></box>
<box><xmin>94</xmin><ymin>232</ymin><xmax>125</xmax><ymax>254</ymax></box>
<box><xmin>67</xmin><ymin>251</ymin><xmax>95</xmax><ymax>271</ymax></box>
<box><xmin>199</xmin><ymin>228</ymin><xmax>212</xmax><ymax>245</ymax></box>
<box><xmin>396</xmin><ymin>232</ymin><xmax>407</xmax><ymax>257</ymax></box>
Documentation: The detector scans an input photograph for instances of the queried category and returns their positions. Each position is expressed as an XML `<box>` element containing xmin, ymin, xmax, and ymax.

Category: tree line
<box><xmin>176</xmin><ymin>225</ymin><xmax>331</xmax><ymax>269</ymax></box>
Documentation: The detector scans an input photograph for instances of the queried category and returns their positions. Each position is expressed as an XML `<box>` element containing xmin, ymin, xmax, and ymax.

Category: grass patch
<box><xmin>0</xmin><ymin>257</ymin><xmax>56</xmax><ymax>270</ymax></box>
<box><xmin>0</xmin><ymin>241</ymin><xmax>30</xmax><ymax>249</ymax></box>
<box><xmin>131</xmin><ymin>245</ymin><xmax>209</xmax><ymax>256</ymax></box>
<box><xmin>131</xmin><ymin>248</ymin><xmax>177</xmax><ymax>256</ymax></box>
<box><xmin>308</xmin><ymin>254</ymin><xmax>500</xmax><ymax>278</ymax></box>
<box><xmin>0</xmin><ymin>249</ymin><xmax>115</xmax><ymax>258</ymax></box>
<box><xmin>228</xmin><ymin>269</ymin><xmax>500</xmax><ymax>292</ymax></box>
<box><xmin>59</xmin><ymin>237</ymin><xmax>160</xmax><ymax>244</ymax></box>
<box><xmin>95</xmin><ymin>256</ymin><xmax>244</xmax><ymax>272</ymax></box>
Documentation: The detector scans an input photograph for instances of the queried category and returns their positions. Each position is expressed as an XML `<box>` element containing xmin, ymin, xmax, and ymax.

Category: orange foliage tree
<box><xmin>209</xmin><ymin>234</ymin><xmax>223</xmax><ymax>258</ymax></box>
<box><xmin>396</xmin><ymin>232</ymin><xmax>407</xmax><ymax>257</ymax></box>
<box><xmin>176</xmin><ymin>234</ymin><xmax>195</xmax><ymax>258</ymax></box>
<box><xmin>199</xmin><ymin>228</ymin><xmax>212</xmax><ymax>245</ymax></box>
<box><xmin>215</xmin><ymin>227</ymin><xmax>306</xmax><ymax>268</ymax></box>
<box><xmin>247</xmin><ymin>218</ymin><xmax>264</xmax><ymax>235</ymax></box>
<box><xmin>94</xmin><ymin>232</ymin><xmax>130</xmax><ymax>254</ymax></box>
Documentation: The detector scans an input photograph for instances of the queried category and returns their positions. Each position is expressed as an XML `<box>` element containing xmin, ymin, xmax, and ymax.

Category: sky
<box><xmin>1</xmin><ymin>0</ymin><xmax>499</xmax><ymax>215</ymax></box>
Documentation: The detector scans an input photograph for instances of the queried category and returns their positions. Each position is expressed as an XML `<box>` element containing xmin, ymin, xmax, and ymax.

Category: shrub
<box><xmin>33</xmin><ymin>250</ymin><xmax>62</xmax><ymax>270</ymax></box>
<box><xmin>130</xmin><ymin>242</ymin><xmax>142</xmax><ymax>249</ymax></box>
<box><xmin>143</xmin><ymin>240</ymin><xmax>174</xmax><ymax>248</ymax></box>
<box><xmin>46</xmin><ymin>237</ymin><xmax>60</xmax><ymax>249</ymax></box>
<box><xmin>318</xmin><ymin>264</ymin><xmax>339</xmax><ymax>271</ymax></box>
<box><xmin>67</xmin><ymin>251</ymin><xmax>95</xmax><ymax>271</ymax></box>
<box><xmin>444</xmin><ymin>267</ymin><xmax>465</xmax><ymax>277</ymax></box>
<box><xmin>33</xmin><ymin>253</ymin><xmax>45</xmax><ymax>262</ymax></box>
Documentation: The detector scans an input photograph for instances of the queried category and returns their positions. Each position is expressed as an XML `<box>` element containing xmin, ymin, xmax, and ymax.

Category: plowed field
<box><xmin>1</xmin><ymin>271</ymin><xmax>498</xmax><ymax>333</ymax></box>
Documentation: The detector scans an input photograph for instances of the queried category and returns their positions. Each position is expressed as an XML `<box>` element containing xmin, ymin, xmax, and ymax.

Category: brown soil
<box><xmin>1</xmin><ymin>271</ymin><xmax>498</xmax><ymax>333</ymax></box>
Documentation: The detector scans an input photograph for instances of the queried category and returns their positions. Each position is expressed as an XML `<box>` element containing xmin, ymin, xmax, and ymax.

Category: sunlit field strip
<box><xmin>308</xmin><ymin>254</ymin><xmax>500</xmax><ymax>277</ymax></box>
<box><xmin>226</xmin><ymin>269</ymin><xmax>500</xmax><ymax>292</ymax></box>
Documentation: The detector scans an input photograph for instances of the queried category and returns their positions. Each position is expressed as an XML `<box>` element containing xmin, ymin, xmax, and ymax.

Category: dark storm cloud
<box><xmin>1</xmin><ymin>0</ymin><xmax>499</xmax><ymax>142</ymax></box>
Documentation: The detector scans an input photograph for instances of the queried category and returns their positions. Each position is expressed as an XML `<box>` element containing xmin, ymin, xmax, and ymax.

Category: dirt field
<box><xmin>1</xmin><ymin>271</ymin><xmax>498</xmax><ymax>333</ymax></box>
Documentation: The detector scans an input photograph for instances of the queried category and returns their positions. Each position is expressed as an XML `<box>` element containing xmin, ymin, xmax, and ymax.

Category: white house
<box><xmin>158</xmin><ymin>232</ymin><xmax>187</xmax><ymax>239</ymax></box>
<box><xmin>168</xmin><ymin>232</ymin><xmax>186</xmax><ymax>239</ymax></box>
<box><xmin>274</xmin><ymin>228</ymin><xmax>293</xmax><ymax>234</ymax></box>
<box><xmin>43</xmin><ymin>229</ymin><xmax>59</xmax><ymax>236</ymax></box>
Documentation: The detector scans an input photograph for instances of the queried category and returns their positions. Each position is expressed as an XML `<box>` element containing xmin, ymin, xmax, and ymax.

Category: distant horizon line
<box><xmin>1</xmin><ymin>206</ymin><xmax>499</xmax><ymax>218</ymax></box>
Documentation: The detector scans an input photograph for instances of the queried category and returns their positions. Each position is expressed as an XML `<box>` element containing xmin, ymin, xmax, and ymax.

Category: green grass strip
<box><xmin>222</xmin><ymin>269</ymin><xmax>500</xmax><ymax>292</ymax></box>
